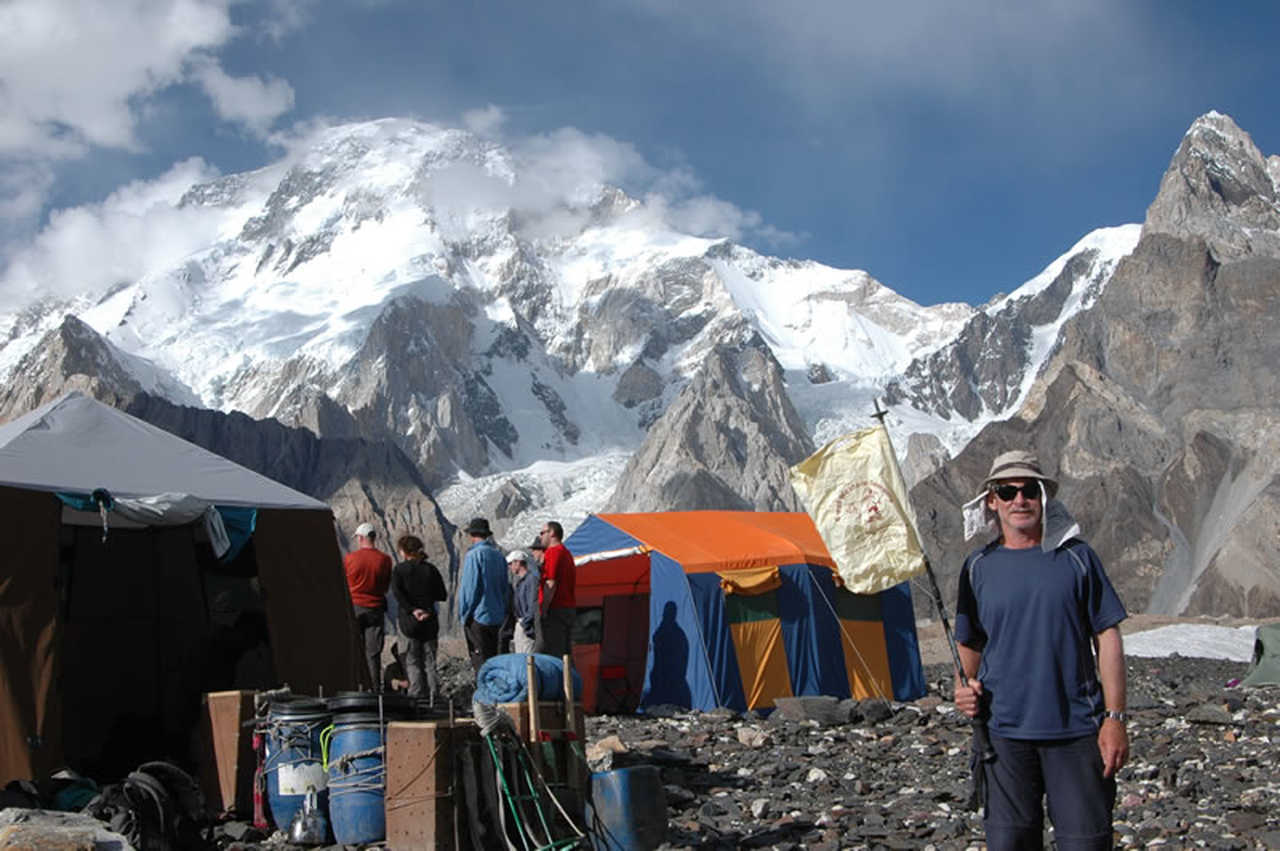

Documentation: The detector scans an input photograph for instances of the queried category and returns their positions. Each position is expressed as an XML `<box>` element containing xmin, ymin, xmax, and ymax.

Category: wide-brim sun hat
<box><xmin>982</xmin><ymin>450</ymin><xmax>1059</xmax><ymax>498</ymax></box>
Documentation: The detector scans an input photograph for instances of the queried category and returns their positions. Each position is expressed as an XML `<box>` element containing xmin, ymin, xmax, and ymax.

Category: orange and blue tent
<box><xmin>564</xmin><ymin>511</ymin><xmax>925</xmax><ymax>713</ymax></box>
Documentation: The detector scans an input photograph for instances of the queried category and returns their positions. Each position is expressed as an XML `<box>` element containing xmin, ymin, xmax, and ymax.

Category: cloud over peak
<box><xmin>0</xmin><ymin>0</ymin><xmax>298</xmax><ymax>237</ymax></box>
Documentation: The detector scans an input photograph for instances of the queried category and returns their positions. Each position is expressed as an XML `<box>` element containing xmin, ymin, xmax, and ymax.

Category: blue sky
<box><xmin>2</xmin><ymin>0</ymin><xmax>1278</xmax><ymax>307</ymax></box>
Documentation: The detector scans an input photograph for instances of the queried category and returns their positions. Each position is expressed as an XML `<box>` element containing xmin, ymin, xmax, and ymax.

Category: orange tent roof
<box><xmin>595</xmin><ymin>511</ymin><xmax>836</xmax><ymax>573</ymax></box>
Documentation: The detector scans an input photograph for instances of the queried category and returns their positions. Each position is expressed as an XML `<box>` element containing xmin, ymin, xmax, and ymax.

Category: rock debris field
<box><xmin>193</xmin><ymin>653</ymin><xmax>1275</xmax><ymax>850</ymax></box>
<box><xmin>583</xmin><ymin>657</ymin><xmax>1280</xmax><ymax>850</ymax></box>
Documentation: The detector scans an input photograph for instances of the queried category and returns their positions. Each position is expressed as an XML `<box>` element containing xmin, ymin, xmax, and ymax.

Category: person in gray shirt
<box><xmin>506</xmin><ymin>549</ymin><xmax>539</xmax><ymax>653</ymax></box>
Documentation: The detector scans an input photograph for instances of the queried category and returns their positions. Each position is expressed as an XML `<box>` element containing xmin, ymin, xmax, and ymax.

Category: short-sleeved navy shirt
<box><xmin>954</xmin><ymin>540</ymin><xmax>1126</xmax><ymax>740</ymax></box>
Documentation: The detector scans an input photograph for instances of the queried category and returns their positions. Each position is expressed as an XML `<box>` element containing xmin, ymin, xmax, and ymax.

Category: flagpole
<box><xmin>870</xmin><ymin>400</ymin><xmax>996</xmax><ymax>774</ymax></box>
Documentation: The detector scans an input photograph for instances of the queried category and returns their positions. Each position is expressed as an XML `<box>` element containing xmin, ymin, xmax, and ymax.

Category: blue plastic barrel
<box><xmin>587</xmin><ymin>766</ymin><xmax>667</xmax><ymax>850</ymax></box>
<box><xmin>325</xmin><ymin>714</ymin><xmax>387</xmax><ymax>845</ymax></box>
<box><xmin>263</xmin><ymin>698</ymin><xmax>331</xmax><ymax>833</ymax></box>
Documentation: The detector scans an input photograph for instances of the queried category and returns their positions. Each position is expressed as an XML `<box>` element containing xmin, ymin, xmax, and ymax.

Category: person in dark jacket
<box><xmin>391</xmin><ymin>534</ymin><xmax>448</xmax><ymax>705</ymax></box>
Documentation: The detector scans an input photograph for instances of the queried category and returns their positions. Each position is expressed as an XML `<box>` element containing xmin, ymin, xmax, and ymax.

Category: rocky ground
<box><xmin>196</xmin><ymin>648</ymin><xmax>1279</xmax><ymax>850</ymax></box>
<box><xmin>29</xmin><ymin>640</ymin><xmax>1268</xmax><ymax>850</ymax></box>
<box><xmin>584</xmin><ymin>656</ymin><xmax>1280</xmax><ymax>850</ymax></box>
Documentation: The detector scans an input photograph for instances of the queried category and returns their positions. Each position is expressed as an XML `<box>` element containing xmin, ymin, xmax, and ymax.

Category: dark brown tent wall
<box><xmin>0</xmin><ymin>498</ymin><xmax>363</xmax><ymax>786</ymax></box>
<box><xmin>0</xmin><ymin>486</ymin><xmax>62</xmax><ymax>785</ymax></box>
<box><xmin>254</xmin><ymin>508</ymin><xmax>367</xmax><ymax>692</ymax></box>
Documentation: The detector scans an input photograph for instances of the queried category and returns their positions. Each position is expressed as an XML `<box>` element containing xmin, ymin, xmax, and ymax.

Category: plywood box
<box><xmin>385</xmin><ymin>720</ymin><xmax>476</xmax><ymax>851</ymax></box>
<box><xmin>497</xmin><ymin>700</ymin><xmax>588</xmax><ymax>807</ymax></box>
<box><xmin>194</xmin><ymin>690</ymin><xmax>256</xmax><ymax>817</ymax></box>
<box><xmin>497</xmin><ymin>700</ymin><xmax>586</xmax><ymax>743</ymax></box>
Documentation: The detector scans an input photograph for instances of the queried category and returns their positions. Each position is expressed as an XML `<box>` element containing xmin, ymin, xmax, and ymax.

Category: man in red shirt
<box><xmin>534</xmin><ymin>520</ymin><xmax>576</xmax><ymax>659</ymax></box>
<box><xmin>344</xmin><ymin>521</ymin><xmax>393</xmax><ymax>690</ymax></box>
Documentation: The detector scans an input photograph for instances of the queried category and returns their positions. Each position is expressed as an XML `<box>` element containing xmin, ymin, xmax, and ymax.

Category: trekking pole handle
<box><xmin>924</xmin><ymin>557</ymin><xmax>996</xmax><ymax>763</ymax></box>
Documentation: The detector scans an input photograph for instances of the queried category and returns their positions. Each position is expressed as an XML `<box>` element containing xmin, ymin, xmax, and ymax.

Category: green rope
<box><xmin>483</xmin><ymin>732</ymin><xmax>584</xmax><ymax>850</ymax></box>
<box><xmin>484</xmin><ymin>733</ymin><xmax>534</xmax><ymax>849</ymax></box>
<box><xmin>319</xmin><ymin>724</ymin><xmax>335</xmax><ymax>771</ymax></box>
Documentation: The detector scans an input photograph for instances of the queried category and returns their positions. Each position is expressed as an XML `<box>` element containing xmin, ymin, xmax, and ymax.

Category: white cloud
<box><xmin>190</xmin><ymin>57</ymin><xmax>296</xmax><ymax>136</ymax></box>
<box><xmin>463</xmin><ymin>105</ymin><xmax>507</xmax><ymax>138</ymax></box>
<box><xmin>0</xmin><ymin>0</ymin><xmax>236</xmax><ymax>154</ymax></box>
<box><xmin>0</xmin><ymin>162</ymin><xmax>54</xmax><ymax>223</ymax></box>
<box><xmin>1</xmin><ymin>114</ymin><xmax>795</xmax><ymax>308</ymax></box>
<box><xmin>437</xmin><ymin>124</ymin><xmax>795</xmax><ymax>245</ymax></box>
<box><xmin>655</xmin><ymin>194</ymin><xmax>796</xmax><ymax>246</ymax></box>
<box><xmin>257</xmin><ymin>0</ymin><xmax>318</xmax><ymax>42</ymax></box>
<box><xmin>513</xmin><ymin>128</ymin><xmax>660</xmax><ymax>204</ymax></box>
<box><xmin>0</xmin><ymin>158</ymin><xmax>224</xmax><ymax>302</ymax></box>
<box><xmin>0</xmin><ymin>0</ymin><xmax>300</xmax><ymax>233</ymax></box>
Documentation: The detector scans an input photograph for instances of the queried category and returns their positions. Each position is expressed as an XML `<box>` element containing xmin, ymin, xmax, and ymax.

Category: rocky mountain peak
<box><xmin>605</xmin><ymin>336</ymin><xmax>814</xmax><ymax>512</ymax></box>
<box><xmin>0</xmin><ymin>315</ymin><xmax>194</xmax><ymax>422</ymax></box>
<box><xmin>1146</xmin><ymin>112</ymin><xmax>1280</xmax><ymax>259</ymax></box>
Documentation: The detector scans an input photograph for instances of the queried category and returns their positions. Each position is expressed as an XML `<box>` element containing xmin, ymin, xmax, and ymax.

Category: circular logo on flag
<box><xmin>831</xmin><ymin>480</ymin><xmax>905</xmax><ymax>534</ymax></box>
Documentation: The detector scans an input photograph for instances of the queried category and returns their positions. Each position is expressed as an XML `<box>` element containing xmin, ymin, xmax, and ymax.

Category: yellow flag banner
<box><xmin>789</xmin><ymin>426</ymin><xmax>925</xmax><ymax>595</ymax></box>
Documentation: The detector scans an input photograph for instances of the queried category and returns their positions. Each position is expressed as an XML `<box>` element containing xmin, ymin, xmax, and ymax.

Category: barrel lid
<box><xmin>268</xmin><ymin>696</ymin><xmax>329</xmax><ymax>719</ymax></box>
<box><xmin>329</xmin><ymin>711</ymin><xmax>393</xmax><ymax>726</ymax></box>
<box><xmin>326</xmin><ymin>691</ymin><xmax>416</xmax><ymax>718</ymax></box>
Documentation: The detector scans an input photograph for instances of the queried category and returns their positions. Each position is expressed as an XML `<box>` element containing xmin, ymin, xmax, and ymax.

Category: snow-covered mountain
<box><xmin>0</xmin><ymin>117</ymin><xmax>1138</xmax><ymax>547</ymax></box>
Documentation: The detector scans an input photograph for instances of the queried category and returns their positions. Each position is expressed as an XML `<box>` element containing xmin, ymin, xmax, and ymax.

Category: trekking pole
<box><xmin>869</xmin><ymin>400</ymin><xmax>995</xmax><ymax>771</ymax></box>
<box><xmin>920</xmin><ymin>556</ymin><xmax>995</xmax><ymax>763</ymax></box>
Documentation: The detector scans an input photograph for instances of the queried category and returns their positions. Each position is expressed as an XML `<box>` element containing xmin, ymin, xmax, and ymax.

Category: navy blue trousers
<box><xmin>981</xmin><ymin>731</ymin><xmax>1116</xmax><ymax>850</ymax></box>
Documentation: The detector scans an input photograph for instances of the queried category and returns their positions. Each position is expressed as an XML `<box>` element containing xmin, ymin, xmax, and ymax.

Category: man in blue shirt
<box><xmin>457</xmin><ymin>517</ymin><xmax>511</xmax><ymax>675</ymax></box>
<box><xmin>954</xmin><ymin>450</ymin><xmax>1128</xmax><ymax>850</ymax></box>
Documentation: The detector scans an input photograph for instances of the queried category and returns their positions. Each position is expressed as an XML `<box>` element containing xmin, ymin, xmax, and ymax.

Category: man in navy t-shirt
<box><xmin>954</xmin><ymin>450</ymin><xmax>1128</xmax><ymax>850</ymax></box>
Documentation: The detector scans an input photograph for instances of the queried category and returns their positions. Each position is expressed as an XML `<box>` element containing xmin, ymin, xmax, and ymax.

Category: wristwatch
<box><xmin>1102</xmin><ymin>709</ymin><xmax>1128</xmax><ymax>722</ymax></box>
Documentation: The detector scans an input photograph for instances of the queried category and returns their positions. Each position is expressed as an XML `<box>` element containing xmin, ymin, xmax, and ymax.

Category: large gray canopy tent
<box><xmin>0</xmin><ymin>392</ymin><xmax>363</xmax><ymax>784</ymax></box>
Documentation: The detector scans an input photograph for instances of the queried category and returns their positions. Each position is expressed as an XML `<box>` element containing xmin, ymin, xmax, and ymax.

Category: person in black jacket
<box><xmin>391</xmin><ymin>534</ymin><xmax>449</xmax><ymax>705</ymax></box>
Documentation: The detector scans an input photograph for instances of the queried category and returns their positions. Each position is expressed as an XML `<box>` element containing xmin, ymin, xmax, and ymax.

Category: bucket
<box><xmin>325</xmin><ymin>715</ymin><xmax>388</xmax><ymax>845</ymax></box>
<box><xmin>263</xmin><ymin>698</ymin><xmax>331</xmax><ymax>834</ymax></box>
<box><xmin>586</xmin><ymin>766</ymin><xmax>667</xmax><ymax>850</ymax></box>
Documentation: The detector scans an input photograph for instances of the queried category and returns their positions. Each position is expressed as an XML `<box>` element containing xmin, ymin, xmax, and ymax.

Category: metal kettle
<box><xmin>289</xmin><ymin>786</ymin><xmax>330</xmax><ymax>845</ymax></box>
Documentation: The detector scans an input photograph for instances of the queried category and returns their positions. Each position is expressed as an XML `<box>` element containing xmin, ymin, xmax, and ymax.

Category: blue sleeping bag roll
<box><xmin>474</xmin><ymin>653</ymin><xmax>583</xmax><ymax>704</ymax></box>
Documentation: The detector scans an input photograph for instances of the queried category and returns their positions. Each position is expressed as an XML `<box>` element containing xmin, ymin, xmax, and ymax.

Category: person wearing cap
<box><xmin>506</xmin><ymin>550</ymin><xmax>539</xmax><ymax>654</ymax></box>
<box><xmin>534</xmin><ymin>520</ymin><xmax>576</xmax><ymax>659</ymax></box>
<box><xmin>456</xmin><ymin>517</ymin><xmax>512</xmax><ymax>674</ymax></box>
<box><xmin>953</xmin><ymin>450</ymin><xmax>1128</xmax><ymax>850</ymax></box>
<box><xmin>391</xmin><ymin>534</ymin><xmax>448</xmax><ymax>705</ymax></box>
<box><xmin>345</xmin><ymin>522</ymin><xmax>393</xmax><ymax>691</ymax></box>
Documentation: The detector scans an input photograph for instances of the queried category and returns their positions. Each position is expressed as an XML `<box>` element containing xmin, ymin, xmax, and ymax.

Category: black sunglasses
<box><xmin>991</xmin><ymin>482</ymin><xmax>1041</xmax><ymax>502</ymax></box>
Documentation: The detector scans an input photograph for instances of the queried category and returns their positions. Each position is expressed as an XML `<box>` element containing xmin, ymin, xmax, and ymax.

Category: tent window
<box><xmin>573</xmin><ymin>607</ymin><xmax>603</xmax><ymax>645</ymax></box>
<box><xmin>832</xmin><ymin>588</ymin><xmax>882</xmax><ymax>621</ymax></box>
<box><xmin>724</xmin><ymin>591</ymin><xmax>779</xmax><ymax>624</ymax></box>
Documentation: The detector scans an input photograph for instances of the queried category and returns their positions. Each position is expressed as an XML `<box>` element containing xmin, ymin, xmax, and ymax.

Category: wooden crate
<box><xmin>194</xmin><ymin>690</ymin><xmax>256</xmax><ymax>818</ymax></box>
<box><xmin>497</xmin><ymin>700</ymin><xmax>588</xmax><ymax>808</ymax></box>
<box><xmin>384</xmin><ymin>719</ymin><xmax>476</xmax><ymax>851</ymax></box>
<box><xmin>497</xmin><ymin>700</ymin><xmax>585</xmax><ymax>743</ymax></box>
